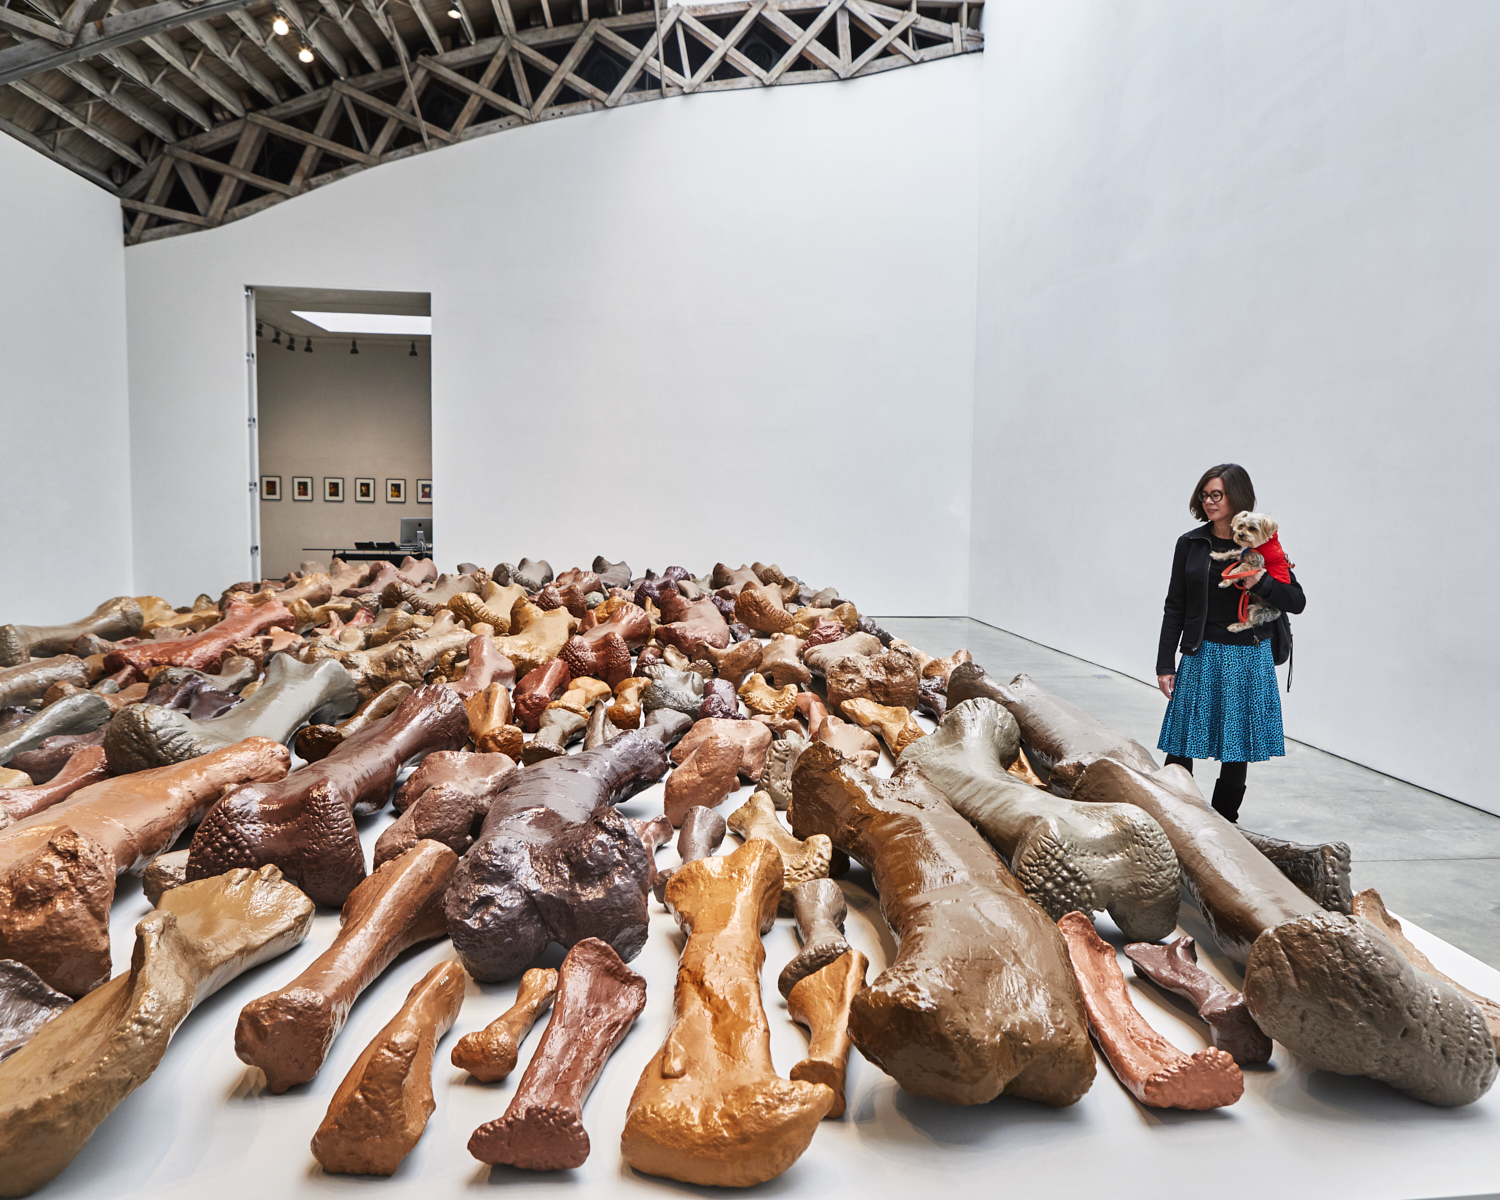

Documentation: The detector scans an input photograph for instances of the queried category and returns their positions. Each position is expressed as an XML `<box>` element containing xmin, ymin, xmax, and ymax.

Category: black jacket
<box><xmin>1157</xmin><ymin>524</ymin><xmax>1306</xmax><ymax>676</ymax></box>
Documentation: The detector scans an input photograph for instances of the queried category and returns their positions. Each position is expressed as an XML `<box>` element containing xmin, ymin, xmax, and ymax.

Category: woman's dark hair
<box><xmin>1189</xmin><ymin>463</ymin><xmax>1255</xmax><ymax>521</ymax></box>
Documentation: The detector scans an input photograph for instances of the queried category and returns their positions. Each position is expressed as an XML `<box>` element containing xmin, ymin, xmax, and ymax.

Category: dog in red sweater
<box><xmin>1210</xmin><ymin>511</ymin><xmax>1293</xmax><ymax>633</ymax></box>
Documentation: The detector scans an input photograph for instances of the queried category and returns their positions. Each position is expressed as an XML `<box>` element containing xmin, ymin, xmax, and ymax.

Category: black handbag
<box><xmin>1270</xmin><ymin>613</ymin><xmax>1293</xmax><ymax>689</ymax></box>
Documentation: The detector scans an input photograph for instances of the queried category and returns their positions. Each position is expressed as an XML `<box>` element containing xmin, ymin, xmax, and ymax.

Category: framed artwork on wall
<box><xmin>417</xmin><ymin>479</ymin><xmax>432</xmax><ymax>504</ymax></box>
<box><xmin>386</xmin><ymin>479</ymin><xmax>406</xmax><ymax>503</ymax></box>
<box><xmin>355</xmin><ymin>478</ymin><xmax>375</xmax><ymax>503</ymax></box>
<box><xmin>324</xmin><ymin>477</ymin><xmax>344</xmax><ymax>502</ymax></box>
<box><xmin>260</xmin><ymin>475</ymin><xmax>281</xmax><ymax>501</ymax></box>
<box><xmin>292</xmin><ymin>476</ymin><xmax>313</xmax><ymax>501</ymax></box>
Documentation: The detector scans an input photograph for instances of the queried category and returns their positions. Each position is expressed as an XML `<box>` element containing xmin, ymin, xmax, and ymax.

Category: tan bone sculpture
<box><xmin>727</xmin><ymin>791</ymin><xmax>832</xmax><ymax>915</ymax></box>
<box><xmin>786</xmin><ymin>949</ymin><xmax>868</xmax><ymax>1119</ymax></box>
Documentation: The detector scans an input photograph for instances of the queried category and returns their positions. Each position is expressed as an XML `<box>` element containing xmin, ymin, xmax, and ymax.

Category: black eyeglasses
<box><xmin>1199</xmin><ymin>490</ymin><xmax>1226</xmax><ymax>503</ymax></box>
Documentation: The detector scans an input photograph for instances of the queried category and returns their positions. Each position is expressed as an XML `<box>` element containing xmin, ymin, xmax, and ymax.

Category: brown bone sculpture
<box><xmin>738</xmin><ymin>673</ymin><xmax>798</xmax><ymax>720</ymax></box>
<box><xmin>0</xmin><ymin>597</ymin><xmax>143</xmax><ymax>668</ymax></box>
<box><xmin>900</xmin><ymin>699</ymin><xmax>1179</xmax><ymax>941</ymax></box>
<box><xmin>777</xmin><ymin>878</ymin><xmax>852</xmax><ymax>998</ymax></box>
<box><xmin>622</xmin><ymin>839</ymin><xmax>834</xmax><ymax>1186</ymax></box>
<box><xmin>0</xmin><ymin>865</ymin><xmax>313</xmax><ymax>1196</ymax></box>
<box><xmin>311</xmin><ymin>959</ymin><xmax>467</xmax><ymax>1176</ymax></box>
<box><xmin>1123</xmin><ymin>936</ymin><xmax>1272</xmax><ymax>1065</ymax></box>
<box><xmin>1240</xmin><ymin>827</ymin><xmax>1353</xmax><ymax>914</ymax></box>
<box><xmin>0</xmin><ymin>737</ymin><xmax>290</xmax><ymax>996</ymax></box>
<box><xmin>0</xmin><ymin>655</ymin><xmax>90</xmax><ymax>710</ymax></box>
<box><xmin>761</xmin><ymin>729</ymin><xmax>810</xmax><ymax>811</ymax></box>
<box><xmin>444</xmin><ymin>730</ymin><xmax>668</xmax><ymax>981</ymax></box>
<box><xmin>104</xmin><ymin>598</ymin><xmax>295</xmax><ymax>677</ymax></box>
<box><xmin>825</xmin><ymin>648</ymin><xmax>920</xmax><ymax>716</ymax></box>
<box><xmin>235</xmin><ymin>839</ymin><xmax>458</xmax><ymax>1093</ymax></box>
<box><xmin>663</xmin><ymin>731</ymin><xmax>741</xmax><ymax>825</ymax></box>
<box><xmin>949</xmin><ymin>667</ymin><xmax>1158</xmax><ymax>792</ymax></box>
<box><xmin>466</xmin><ymin>683</ymin><xmax>522</xmax><ymax>757</ymax></box>
<box><xmin>652</xmin><ymin>804</ymin><xmax>727</xmax><ymax>902</ymax></box>
<box><xmin>728</xmin><ymin>791</ymin><xmax>832</xmax><ymax>914</ymax></box>
<box><xmin>514</xmin><ymin>658</ymin><xmax>571</xmax><ymax>732</ymax></box>
<box><xmin>0</xmin><ymin>745</ymin><xmax>109</xmax><ymax>828</ymax></box>
<box><xmin>671</xmin><ymin>717</ymin><xmax>771</xmax><ymax>782</ymax></box>
<box><xmin>492</xmin><ymin>603</ymin><xmax>577</xmax><ymax>677</ymax></box>
<box><xmin>451</xmin><ymin>967</ymin><xmax>558</xmax><ymax>1082</ymax></box>
<box><xmin>522</xmin><ymin>707</ymin><xmax>589</xmax><ymax>765</ymax></box>
<box><xmin>294</xmin><ymin>681</ymin><xmax>412</xmax><ymax>763</ymax></box>
<box><xmin>187</xmin><ymin>685</ymin><xmax>469</xmax><ymax>906</ymax></box>
<box><xmin>787</xmin><ymin>949</ymin><xmax>868</xmax><ymax>1119</ymax></box>
<box><xmin>469</xmin><ymin>937</ymin><xmax>647</xmax><ymax>1170</ymax></box>
<box><xmin>790</xmin><ymin>742</ymin><xmax>1095</xmax><ymax>1106</ymax></box>
<box><xmin>1077</xmin><ymin>759</ymin><xmax>1498</xmax><ymax>1106</ymax></box>
<box><xmin>0</xmin><ymin>959</ymin><xmax>71</xmax><ymax>1062</ymax></box>
<box><xmin>104</xmin><ymin>655</ymin><xmax>358</xmax><ymax>773</ymax></box>
<box><xmin>1058</xmin><ymin>911</ymin><xmax>1243</xmax><ymax>1110</ymax></box>
<box><xmin>376</xmin><ymin>751</ymin><xmax>518</xmax><ymax>867</ymax></box>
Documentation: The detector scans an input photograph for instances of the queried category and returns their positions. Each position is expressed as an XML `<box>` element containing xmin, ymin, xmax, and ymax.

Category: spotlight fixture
<box><xmin>297</xmin><ymin>41</ymin><xmax>314</xmax><ymax>62</ymax></box>
<box><xmin>350</xmin><ymin>339</ymin><xmax>359</xmax><ymax>354</ymax></box>
<box><xmin>272</xmin><ymin>328</ymin><xmax>281</xmax><ymax>344</ymax></box>
<box><xmin>304</xmin><ymin>336</ymin><xmax>313</xmax><ymax>353</ymax></box>
<box><xmin>446</xmin><ymin>4</ymin><xmax>460</xmax><ymax>16</ymax></box>
<box><xmin>256</xmin><ymin>320</ymin><xmax>264</xmax><ymax>338</ymax></box>
<box><xmin>271</xmin><ymin>11</ymin><xmax>290</xmax><ymax>34</ymax></box>
<box><xmin>287</xmin><ymin>334</ymin><xmax>296</xmax><ymax>351</ymax></box>
<box><xmin>409</xmin><ymin>340</ymin><xmax>418</xmax><ymax>357</ymax></box>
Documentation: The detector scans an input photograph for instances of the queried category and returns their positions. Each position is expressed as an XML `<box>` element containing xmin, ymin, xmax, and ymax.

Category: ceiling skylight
<box><xmin>292</xmin><ymin>311</ymin><xmax>432</xmax><ymax>335</ymax></box>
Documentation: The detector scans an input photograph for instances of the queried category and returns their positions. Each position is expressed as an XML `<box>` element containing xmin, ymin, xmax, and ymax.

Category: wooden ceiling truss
<box><xmin>0</xmin><ymin>0</ymin><xmax>982</xmax><ymax>243</ymax></box>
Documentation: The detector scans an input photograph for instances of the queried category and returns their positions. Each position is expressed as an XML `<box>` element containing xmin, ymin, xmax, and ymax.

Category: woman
<box><xmin>1156</xmin><ymin>463</ymin><xmax>1305</xmax><ymax>823</ymax></box>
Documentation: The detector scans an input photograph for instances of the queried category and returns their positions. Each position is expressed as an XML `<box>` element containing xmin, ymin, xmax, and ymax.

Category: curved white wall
<box><xmin>123</xmin><ymin>59</ymin><xmax>982</xmax><ymax>616</ymax></box>
<box><xmin>969</xmin><ymin>1</ymin><xmax>1500</xmax><ymax>813</ymax></box>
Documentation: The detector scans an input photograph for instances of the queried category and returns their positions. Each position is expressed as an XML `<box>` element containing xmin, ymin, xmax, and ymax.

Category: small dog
<box><xmin>1209</xmin><ymin>511</ymin><xmax>1294</xmax><ymax>632</ymax></box>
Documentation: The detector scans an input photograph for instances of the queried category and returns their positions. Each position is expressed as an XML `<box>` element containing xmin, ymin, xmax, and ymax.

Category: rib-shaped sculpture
<box><xmin>1077</xmin><ymin>759</ymin><xmax>1498</xmax><ymax>1106</ymax></box>
<box><xmin>1058</xmin><ymin>912</ymin><xmax>1243</xmax><ymax>1109</ymax></box>
<box><xmin>187</xmin><ymin>685</ymin><xmax>468</xmax><ymax>906</ymax></box>
<box><xmin>0</xmin><ymin>693</ymin><xmax>111</xmax><ymax>766</ymax></box>
<box><xmin>790</xmin><ymin>742</ymin><xmax>1095</xmax><ymax>1106</ymax></box>
<box><xmin>1124</xmin><ymin>936</ymin><xmax>1271</xmax><ymax>1065</ymax></box>
<box><xmin>104</xmin><ymin>598</ymin><xmax>295</xmax><ymax>677</ymax></box>
<box><xmin>470</xmin><ymin>938</ymin><xmax>646</xmax><ymax>1170</ymax></box>
<box><xmin>0</xmin><ymin>745</ymin><xmax>108</xmax><ymax>827</ymax></box>
<box><xmin>777</xmin><ymin>879</ymin><xmax>852</xmax><ymax>998</ymax></box>
<box><xmin>0</xmin><ymin>598</ymin><xmax>143</xmax><ymax>667</ymax></box>
<box><xmin>444</xmin><ymin>730</ymin><xmax>668</xmax><ymax>981</ymax></box>
<box><xmin>900</xmin><ymin>699</ymin><xmax>1179</xmax><ymax>941</ymax></box>
<box><xmin>948</xmin><ymin>667</ymin><xmax>1157</xmax><ymax>792</ymax></box>
<box><xmin>451</xmin><ymin>967</ymin><xmax>558</xmax><ymax>1082</ymax></box>
<box><xmin>104</xmin><ymin>655</ymin><xmax>358</xmax><ymax>773</ymax></box>
<box><xmin>236</xmin><ymin>839</ymin><xmax>457</xmax><ymax>1093</ymax></box>
<box><xmin>0</xmin><ymin>737</ymin><xmax>290</xmax><ymax>996</ymax></box>
<box><xmin>0</xmin><ymin>865</ymin><xmax>313</xmax><ymax>1196</ymax></box>
<box><xmin>728</xmin><ymin>791</ymin><xmax>832</xmax><ymax>914</ymax></box>
<box><xmin>0</xmin><ymin>960</ymin><xmax>70</xmax><ymax>1062</ymax></box>
<box><xmin>787</xmin><ymin>949</ymin><xmax>868</xmax><ymax>1119</ymax></box>
<box><xmin>311</xmin><ymin>959</ymin><xmax>466</xmax><ymax>1175</ymax></box>
<box><xmin>621</xmin><ymin>839</ymin><xmax>834</xmax><ymax>1186</ymax></box>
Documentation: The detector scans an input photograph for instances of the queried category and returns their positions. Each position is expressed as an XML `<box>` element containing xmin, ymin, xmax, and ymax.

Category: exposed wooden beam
<box><xmin>226</xmin><ymin>7</ymin><xmax>315</xmax><ymax>92</ymax></box>
<box><xmin>280</xmin><ymin>0</ymin><xmax>350</xmax><ymax>77</ymax></box>
<box><xmin>248</xmin><ymin>107</ymin><xmax>375</xmax><ymax>163</ymax></box>
<box><xmin>139</xmin><ymin>27</ymin><xmax>247</xmax><ymax>115</ymax></box>
<box><xmin>335</xmin><ymin>72</ymin><xmax>451</xmax><ymax>141</ymax></box>
<box><xmin>8</xmin><ymin>78</ymin><xmax>147</xmax><ymax>164</ymax></box>
<box><xmin>59</xmin><ymin>58</ymin><xmax>177</xmax><ymax>141</ymax></box>
<box><xmin>0</xmin><ymin>6</ymin><xmax>70</xmax><ymax>46</ymax></box>
<box><xmin>680</xmin><ymin>2</ymin><xmax>761</xmax><ymax>91</ymax></box>
<box><xmin>126</xmin><ymin>154</ymin><xmax>174</xmax><ymax>240</ymax></box>
<box><xmin>0</xmin><ymin>110</ymin><xmax>116</xmax><ymax>185</ymax></box>
<box><xmin>400</xmin><ymin>0</ymin><xmax>446</xmax><ymax>55</ymax></box>
<box><xmin>205</xmin><ymin>120</ymin><xmax>263</xmax><ymax>220</ymax></box>
<box><xmin>183</xmin><ymin>17</ymin><xmax>282</xmax><ymax>104</ymax></box>
<box><xmin>418</xmin><ymin>49</ymin><xmax>527</xmax><ymax>122</ymax></box>
<box><xmin>100</xmin><ymin>44</ymin><xmax>213</xmax><ymax>128</ymax></box>
<box><xmin>447</xmin><ymin>0</ymin><xmax>477</xmax><ymax>45</ymax></box>
<box><xmin>0</xmin><ymin>0</ymin><xmax>263</xmax><ymax>86</ymax></box>
<box><xmin>312</xmin><ymin>0</ymin><xmax>384</xmax><ymax>71</ymax></box>
<box><xmin>121</xmin><ymin>195</ymin><xmax>210</xmax><ymax>223</ymax></box>
<box><xmin>166</xmin><ymin>141</ymin><xmax>295</xmax><ymax>192</ymax></box>
<box><xmin>172</xmin><ymin>155</ymin><xmax>212</xmax><ymax>210</ymax></box>
<box><xmin>286</xmin><ymin>89</ymin><xmax>342</xmax><ymax>186</ymax></box>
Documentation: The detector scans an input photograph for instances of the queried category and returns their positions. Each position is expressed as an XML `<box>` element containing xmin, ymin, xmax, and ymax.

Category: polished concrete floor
<box><xmin>876</xmin><ymin>616</ymin><xmax>1500</xmax><ymax>970</ymax></box>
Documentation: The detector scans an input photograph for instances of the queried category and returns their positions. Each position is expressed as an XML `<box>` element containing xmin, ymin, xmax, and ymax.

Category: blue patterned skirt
<box><xmin>1158</xmin><ymin>639</ymin><xmax>1285</xmax><ymax>763</ymax></box>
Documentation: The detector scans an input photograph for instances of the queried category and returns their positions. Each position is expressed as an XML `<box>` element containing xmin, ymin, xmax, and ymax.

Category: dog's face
<box><xmin>1230</xmin><ymin>511</ymin><xmax>1278</xmax><ymax>549</ymax></box>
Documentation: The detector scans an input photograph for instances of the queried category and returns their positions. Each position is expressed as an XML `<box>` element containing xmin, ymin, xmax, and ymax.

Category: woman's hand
<box><xmin>1157</xmin><ymin>674</ymin><xmax>1175</xmax><ymax>699</ymax></box>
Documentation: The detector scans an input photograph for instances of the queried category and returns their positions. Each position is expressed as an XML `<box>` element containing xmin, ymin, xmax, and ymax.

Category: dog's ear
<box><xmin>1260</xmin><ymin>514</ymin><xmax>1279</xmax><ymax>538</ymax></box>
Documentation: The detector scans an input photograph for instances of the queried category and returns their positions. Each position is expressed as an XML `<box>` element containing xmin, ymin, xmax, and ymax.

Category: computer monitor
<box><xmin>400</xmin><ymin>518</ymin><xmax>433</xmax><ymax>547</ymax></box>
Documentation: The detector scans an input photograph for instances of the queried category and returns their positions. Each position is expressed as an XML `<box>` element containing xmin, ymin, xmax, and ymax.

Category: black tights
<box><xmin>1164</xmin><ymin>756</ymin><xmax>1247</xmax><ymax>787</ymax></box>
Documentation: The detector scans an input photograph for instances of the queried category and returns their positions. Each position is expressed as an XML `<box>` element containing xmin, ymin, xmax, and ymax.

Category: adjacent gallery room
<box><xmin>0</xmin><ymin>3</ymin><xmax>1495</xmax><ymax>1200</ymax></box>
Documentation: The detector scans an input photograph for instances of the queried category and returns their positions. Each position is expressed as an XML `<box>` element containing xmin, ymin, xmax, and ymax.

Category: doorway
<box><xmin>250</xmin><ymin>287</ymin><xmax>431</xmax><ymax>579</ymax></box>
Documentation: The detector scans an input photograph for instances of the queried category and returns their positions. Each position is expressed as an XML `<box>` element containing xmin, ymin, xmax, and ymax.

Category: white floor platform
<box><xmin>42</xmin><ymin>765</ymin><xmax>1500</xmax><ymax>1200</ymax></box>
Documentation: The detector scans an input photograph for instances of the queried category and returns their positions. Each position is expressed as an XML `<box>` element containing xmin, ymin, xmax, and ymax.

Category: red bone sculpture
<box><xmin>0</xmin><ymin>745</ymin><xmax>109</xmax><ymax>828</ymax></box>
<box><xmin>104</xmin><ymin>599</ymin><xmax>295</xmax><ymax>678</ymax></box>
<box><xmin>187</xmin><ymin>685</ymin><xmax>469</xmax><ymax>906</ymax></box>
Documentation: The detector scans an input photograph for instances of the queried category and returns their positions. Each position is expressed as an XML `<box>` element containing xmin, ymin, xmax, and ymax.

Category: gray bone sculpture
<box><xmin>651</xmin><ymin>805</ymin><xmax>726</xmax><ymax>903</ymax></box>
<box><xmin>1239</xmin><ymin>828</ymin><xmax>1353</xmax><ymax>914</ymax></box>
<box><xmin>761</xmin><ymin>730</ymin><xmax>809</xmax><ymax>812</ymax></box>
<box><xmin>0</xmin><ymin>597</ymin><xmax>144</xmax><ymax>668</ymax></box>
<box><xmin>0</xmin><ymin>694</ymin><xmax>112</xmax><ymax>766</ymax></box>
<box><xmin>900</xmin><ymin>698</ymin><xmax>1179</xmax><ymax>941</ymax></box>
<box><xmin>103</xmin><ymin>655</ymin><xmax>359</xmax><ymax>772</ymax></box>
<box><xmin>640</xmin><ymin>665</ymin><xmax>706</xmax><ymax>718</ymax></box>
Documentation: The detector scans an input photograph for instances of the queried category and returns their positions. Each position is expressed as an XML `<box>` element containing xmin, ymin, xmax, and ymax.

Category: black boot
<box><xmin>1165</xmin><ymin>754</ymin><xmax>1194</xmax><ymax>775</ymax></box>
<box><xmin>1211</xmin><ymin>777</ymin><xmax>1246</xmax><ymax>823</ymax></box>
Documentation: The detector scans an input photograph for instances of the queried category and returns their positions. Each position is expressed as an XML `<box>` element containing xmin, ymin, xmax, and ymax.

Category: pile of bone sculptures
<box><xmin>0</xmin><ymin>554</ymin><xmax>1495</xmax><ymax>1196</ymax></box>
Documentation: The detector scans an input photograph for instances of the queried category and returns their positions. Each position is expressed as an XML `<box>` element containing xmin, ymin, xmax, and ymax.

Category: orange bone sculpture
<box><xmin>451</xmin><ymin>967</ymin><xmax>558</xmax><ymax>1082</ymax></box>
<box><xmin>1057</xmin><ymin>912</ymin><xmax>1243</xmax><ymax>1110</ymax></box>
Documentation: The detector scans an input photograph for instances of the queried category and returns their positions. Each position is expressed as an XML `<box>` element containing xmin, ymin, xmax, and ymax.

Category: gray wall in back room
<box><xmin>256</xmin><ymin>338</ymin><xmax>431</xmax><ymax>578</ymax></box>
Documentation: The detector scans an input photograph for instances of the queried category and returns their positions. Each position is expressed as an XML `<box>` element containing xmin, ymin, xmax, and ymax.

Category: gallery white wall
<box><xmin>969</xmin><ymin>0</ymin><xmax>1500</xmax><ymax>813</ymax></box>
<box><xmin>122</xmin><ymin>57</ymin><xmax>982</xmax><ymax>616</ymax></box>
<box><xmin>0</xmin><ymin>138</ymin><xmax>134</xmax><ymax>621</ymax></box>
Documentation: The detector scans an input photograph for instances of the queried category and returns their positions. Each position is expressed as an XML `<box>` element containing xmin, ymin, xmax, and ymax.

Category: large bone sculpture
<box><xmin>1123</xmin><ymin>936</ymin><xmax>1272</xmax><ymax>1065</ymax></box>
<box><xmin>899</xmin><ymin>699</ymin><xmax>1179</xmax><ymax>941</ymax></box>
<box><xmin>444</xmin><ymin>730</ymin><xmax>668</xmax><ymax>981</ymax></box>
<box><xmin>187</xmin><ymin>685</ymin><xmax>468</xmax><ymax>906</ymax></box>
<box><xmin>0</xmin><ymin>738</ymin><xmax>290</xmax><ymax>996</ymax></box>
<box><xmin>311</xmin><ymin>959</ymin><xmax>466</xmax><ymax>1176</ymax></box>
<box><xmin>0</xmin><ymin>597</ymin><xmax>143</xmax><ymax>667</ymax></box>
<box><xmin>1076</xmin><ymin>759</ymin><xmax>1498</xmax><ymax>1106</ymax></box>
<box><xmin>0</xmin><ymin>745</ymin><xmax>109</xmax><ymax>827</ymax></box>
<box><xmin>104</xmin><ymin>598</ymin><xmax>295</xmax><ymax>677</ymax></box>
<box><xmin>451</xmin><ymin>966</ymin><xmax>558</xmax><ymax>1082</ymax></box>
<box><xmin>790</xmin><ymin>742</ymin><xmax>1095</xmax><ymax>1106</ymax></box>
<box><xmin>0</xmin><ymin>865</ymin><xmax>314</xmax><ymax>1196</ymax></box>
<box><xmin>1240</xmin><ymin>827</ymin><xmax>1353</xmax><ymax>914</ymax></box>
<box><xmin>104</xmin><ymin>655</ymin><xmax>358</xmax><ymax>772</ymax></box>
<box><xmin>0</xmin><ymin>656</ymin><xmax>90</xmax><ymax>710</ymax></box>
<box><xmin>621</xmin><ymin>839</ymin><xmax>835</xmax><ymax>1186</ymax></box>
<box><xmin>469</xmin><ymin>937</ymin><xmax>647</xmax><ymax>1170</ymax></box>
<box><xmin>786</xmin><ymin>949</ymin><xmax>868</xmax><ymax>1119</ymax></box>
<box><xmin>1057</xmin><ymin>911</ymin><xmax>1243</xmax><ymax>1110</ymax></box>
<box><xmin>947</xmin><ymin>666</ymin><xmax>1158</xmax><ymax>792</ymax></box>
<box><xmin>235</xmin><ymin>839</ymin><xmax>458</xmax><ymax>1093</ymax></box>
<box><xmin>0</xmin><ymin>693</ymin><xmax>111</xmax><ymax>766</ymax></box>
<box><xmin>374</xmin><ymin>750</ymin><xmax>517</xmax><ymax>866</ymax></box>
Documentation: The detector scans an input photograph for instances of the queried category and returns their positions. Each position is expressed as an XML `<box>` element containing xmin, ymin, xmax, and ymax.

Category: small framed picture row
<box><xmin>262</xmin><ymin>476</ymin><xmax>431</xmax><ymax>503</ymax></box>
